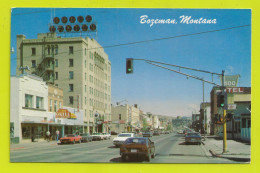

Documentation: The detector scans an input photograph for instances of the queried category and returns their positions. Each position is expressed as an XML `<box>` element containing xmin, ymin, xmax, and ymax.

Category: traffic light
<box><xmin>217</xmin><ymin>93</ymin><xmax>226</xmax><ymax>107</ymax></box>
<box><xmin>126</xmin><ymin>58</ymin><xmax>133</xmax><ymax>74</ymax></box>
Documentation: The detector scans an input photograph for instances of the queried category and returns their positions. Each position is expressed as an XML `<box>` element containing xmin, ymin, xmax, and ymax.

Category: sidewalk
<box><xmin>10</xmin><ymin>140</ymin><xmax>59</xmax><ymax>149</ymax></box>
<box><xmin>202</xmin><ymin>136</ymin><xmax>251</xmax><ymax>162</ymax></box>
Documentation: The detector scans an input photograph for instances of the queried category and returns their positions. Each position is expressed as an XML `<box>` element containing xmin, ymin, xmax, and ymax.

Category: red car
<box><xmin>60</xmin><ymin>134</ymin><xmax>82</xmax><ymax>144</ymax></box>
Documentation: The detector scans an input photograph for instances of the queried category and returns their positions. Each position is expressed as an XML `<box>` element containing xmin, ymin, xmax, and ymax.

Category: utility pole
<box><xmin>202</xmin><ymin>80</ymin><xmax>206</xmax><ymax>141</ymax></box>
<box><xmin>222</xmin><ymin>70</ymin><xmax>227</xmax><ymax>153</ymax></box>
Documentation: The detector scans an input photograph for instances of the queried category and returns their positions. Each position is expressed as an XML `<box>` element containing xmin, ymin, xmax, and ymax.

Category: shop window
<box><xmin>247</xmin><ymin>119</ymin><xmax>251</xmax><ymax>128</ymax></box>
<box><xmin>22</xmin><ymin>126</ymin><xmax>30</xmax><ymax>139</ymax></box>
<box><xmin>36</xmin><ymin>96</ymin><xmax>44</xmax><ymax>109</ymax></box>
<box><xmin>25</xmin><ymin>94</ymin><xmax>33</xmax><ymax>108</ymax></box>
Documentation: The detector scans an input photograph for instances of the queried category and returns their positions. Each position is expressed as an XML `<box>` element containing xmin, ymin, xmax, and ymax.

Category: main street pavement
<box><xmin>10</xmin><ymin>133</ymin><xmax>240</xmax><ymax>163</ymax></box>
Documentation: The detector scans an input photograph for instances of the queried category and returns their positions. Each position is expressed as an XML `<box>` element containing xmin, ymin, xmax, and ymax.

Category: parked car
<box><xmin>165</xmin><ymin>131</ymin><xmax>170</xmax><ymax>134</ymax></box>
<box><xmin>113</xmin><ymin>133</ymin><xmax>135</xmax><ymax>147</ymax></box>
<box><xmin>153</xmin><ymin>131</ymin><xmax>160</xmax><ymax>136</ymax></box>
<box><xmin>80</xmin><ymin>133</ymin><xmax>93</xmax><ymax>142</ymax></box>
<box><xmin>185</xmin><ymin>132</ymin><xmax>202</xmax><ymax>145</ymax></box>
<box><xmin>110</xmin><ymin>131</ymin><xmax>118</xmax><ymax>135</ymax></box>
<box><xmin>92</xmin><ymin>133</ymin><xmax>103</xmax><ymax>141</ymax></box>
<box><xmin>102</xmin><ymin>133</ymin><xmax>111</xmax><ymax>140</ymax></box>
<box><xmin>120</xmin><ymin>137</ymin><xmax>155</xmax><ymax>162</ymax></box>
<box><xmin>59</xmin><ymin>134</ymin><xmax>82</xmax><ymax>144</ymax></box>
<box><xmin>142</xmin><ymin>131</ymin><xmax>153</xmax><ymax>137</ymax></box>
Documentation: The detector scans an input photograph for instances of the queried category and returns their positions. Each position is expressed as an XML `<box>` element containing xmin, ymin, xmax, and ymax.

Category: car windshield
<box><xmin>187</xmin><ymin>133</ymin><xmax>200</xmax><ymax>137</ymax></box>
<box><xmin>66</xmin><ymin>134</ymin><xmax>75</xmax><ymax>137</ymax></box>
<box><xmin>118</xmin><ymin>133</ymin><xmax>132</xmax><ymax>137</ymax></box>
<box><xmin>125</xmin><ymin>138</ymin><xmax>146</xmax><ymax>144</ymax></box>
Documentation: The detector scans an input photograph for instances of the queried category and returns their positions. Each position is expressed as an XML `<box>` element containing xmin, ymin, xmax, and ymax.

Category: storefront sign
<box><xmin>55</xmin><ymin>109</ymin><xmax>77</xmax><ymax>119</ymax></box>
<box><xmin>228</xmin><ymin>104</ymin><xmax>237</xmax><ymax>110</ymax></box>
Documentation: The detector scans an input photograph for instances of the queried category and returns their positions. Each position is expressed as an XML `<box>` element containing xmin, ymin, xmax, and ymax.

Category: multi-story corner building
<box><xmin>16</xmin><ymin>32</ymin><xmax>111</xmax><ymax>133</ymax></box>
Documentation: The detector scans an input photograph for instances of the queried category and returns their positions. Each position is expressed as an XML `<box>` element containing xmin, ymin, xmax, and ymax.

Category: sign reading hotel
<box><xmin>56</xmin><ymin>109</ymin><xmax>77</xmax><ymax>119</ymax></box>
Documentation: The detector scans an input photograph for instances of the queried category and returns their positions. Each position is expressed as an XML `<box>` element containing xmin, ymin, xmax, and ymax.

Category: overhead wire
<box><xmin>10</xmin><ymin>24</ymin><xmax>250</xmax><ymax>61</ymax></box>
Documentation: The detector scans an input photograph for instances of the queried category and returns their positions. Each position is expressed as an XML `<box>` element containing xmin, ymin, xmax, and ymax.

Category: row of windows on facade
<box><xmin>85</xmin><ymin>110</ymin><xmax>111</xmax><ymax>120</ymax></box>
<box><xmin>32</xmin><ymin>46</ymin><xmax>110</xmax><ymax>72</ymax></box>
<box><xmin>31</xmin><ymin>46</ymin><xmax>72</xmax><ymax>56</ymax></box>
<box><xmin>25</xmin><ymin>94</ymin><xmax>44</xmax><ymax>109</ymax></box>
<box><xmin>32</xmin><ymin>59</ymin><xmax>110</xmax><ymax>83</ymax></box>
<box><xmin>69</xmin><ymin>95</ymin><xmax>110</xmax><ymax>110</ymax></box>
<box><xmin>25</xmin><ymin>94</ymin><xmax>61</xmax><ymax>112</ymax></box>
<box><xmin>31</xmin><ymin>46</ymin><xmax>110</xmax><ymax>71</ymax></box>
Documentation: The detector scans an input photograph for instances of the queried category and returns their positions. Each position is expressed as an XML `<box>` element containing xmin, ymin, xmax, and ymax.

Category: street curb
<box><xmin>209</xmin><ymin>149</ymin><xmax>250</xmax><ymax>162</ymax></box>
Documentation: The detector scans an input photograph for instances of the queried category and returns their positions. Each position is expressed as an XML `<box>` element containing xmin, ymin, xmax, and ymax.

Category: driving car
<box><xmin>113</xmin><ymin>133</ymin><xmax>135</xmax><ymax>147</ymax></box>
<box><xmin>142</xmin><ymin>131</ymin><xmax>153</xmax><ymax>137</ymax></box>
<box><xmin>59</xmin><ymin>134</ymin><xmax>82</xmax><ymax>144</ymax></box>
<box><xmin>120</xmin><ymin>137</ymin><xmax>155</xmax><ymax>162</ymax></box>
<box><xmin>153</xmin><ymin>131</ymin><xmax>160</xmax><ymax>136</ymax></box>
<box><xmin>80</xmin><ymin>133</ymin><xmax>93</xmax><ymax>142</ymax></box>
<box><xmin>185</xmin><ymin>132</ymin><xmax>202</xmax><ymax>145</ymax></box>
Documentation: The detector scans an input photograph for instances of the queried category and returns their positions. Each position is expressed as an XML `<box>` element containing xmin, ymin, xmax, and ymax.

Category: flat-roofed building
<box><xmin>16</xmin><ymin>33</ymin><xmax>111</xmax><ymax>133</ymax></box>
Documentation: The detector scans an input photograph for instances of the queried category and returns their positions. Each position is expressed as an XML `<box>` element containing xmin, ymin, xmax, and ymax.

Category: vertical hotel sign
<box><xmin>219</xmin><ymin>75</ymin><xmax>240</xmax><ymax>87</ymax></box>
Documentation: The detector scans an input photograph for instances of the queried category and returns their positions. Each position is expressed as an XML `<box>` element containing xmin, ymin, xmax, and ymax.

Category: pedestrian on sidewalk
<box><xmin>56</xmin><ymin>129</ymin><xmax>60</xmax><ymax>142</ymax></box>
<box><xmin>46</xmin><ymin>131</ymin><xmax>50</xmax><ymax>142</ymax></box>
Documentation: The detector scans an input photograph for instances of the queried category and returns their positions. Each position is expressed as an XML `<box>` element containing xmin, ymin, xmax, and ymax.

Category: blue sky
<box><xmin>10</xmin><ymin>8</ymin><xmax>251</xmax><ymax>117</ymax></box>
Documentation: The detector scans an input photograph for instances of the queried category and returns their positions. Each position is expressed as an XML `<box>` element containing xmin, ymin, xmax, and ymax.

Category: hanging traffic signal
<box><xmin>217</xmin><ymin>92</ymin><xmax>226</xmax><ymax>107</ymax></box>
<box><xmin>126</xmin><ymin>58</ymin><xmax>133</xmax><ymax>74</ymax></box>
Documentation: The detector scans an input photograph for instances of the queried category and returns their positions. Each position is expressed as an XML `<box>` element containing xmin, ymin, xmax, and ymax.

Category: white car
<box><xmin>102</xmin><ymin>133</ymin><xmax>111</xmax><ymax>140</ymax></box>
<box><xmin>113</xmin><ymin>133</ymin><xmax>135</xmax><ymax>147</ymax></box>
<box><xmin>92</xmin><ymin>133</ymin><xmax>105</xmax><ymax>140</ymax></box>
